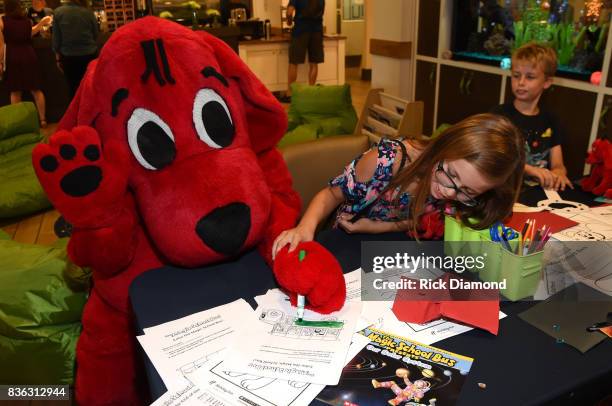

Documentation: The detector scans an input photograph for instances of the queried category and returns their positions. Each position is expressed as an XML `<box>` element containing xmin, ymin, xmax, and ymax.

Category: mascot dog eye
<box><xmin>193</xmin><ymin>88</ymin><xmax>235</xmax><ymax>148</ymax></box>
<box><xmin>127</xmin><ymin>108</ymin><xmax>176</xmax><ymax>170</ymax></box>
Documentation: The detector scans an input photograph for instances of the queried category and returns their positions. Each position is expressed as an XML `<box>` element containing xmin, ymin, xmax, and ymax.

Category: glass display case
<box><xmin>451</xmin><ymin>0</ymin><xmax>612</xmax><ymax>81</ymax></box>
<box><xmin>151</xmin><ymin>0</ymin><xmax>251</xmax><ymax>29</ymax></box>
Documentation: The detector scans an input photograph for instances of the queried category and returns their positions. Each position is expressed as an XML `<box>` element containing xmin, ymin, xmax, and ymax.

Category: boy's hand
<box><xmin>526</xmin><ymin>165</ymin><xmax>556</xmax><ymax>189</ymax></box>
<box><xmin>551</xmin><ymin>168</ymin><xmax>574</xmax><ymax>191</ymax></box>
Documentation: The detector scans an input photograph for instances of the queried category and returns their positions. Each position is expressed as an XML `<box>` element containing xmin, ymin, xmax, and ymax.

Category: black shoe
<box><xmin>278</xmin><ymin>95</ymin><xmax>292</xmax><ymax>103</ymax></box>
<box><xmin>54</xmin><ymin>215</ymin><xmax>73</xmax><ymax>238</ymax></box>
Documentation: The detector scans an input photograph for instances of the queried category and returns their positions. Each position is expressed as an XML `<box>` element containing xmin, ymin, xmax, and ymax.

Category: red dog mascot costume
<box><xmin>33</xmin><ymin>17</ymin><xmax>345</xmax><ymax>405</ymax></box>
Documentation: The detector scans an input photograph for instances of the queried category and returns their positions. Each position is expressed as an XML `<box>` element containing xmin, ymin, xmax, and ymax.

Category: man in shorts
<box><xmin>282</xmin><ymin>0</ymin><xmax>325</xmax><ymax>103</ymax></box>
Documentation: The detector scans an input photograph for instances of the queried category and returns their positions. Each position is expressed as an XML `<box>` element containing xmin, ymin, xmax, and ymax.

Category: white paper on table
<box><xmin>149</xmin><ymin>382</ymin><xmax>235</xmax><ymax>406</ymax></box>
<box><xmin>184</xmin><ymin>332</ymin><xmax>371</xmax><ymax>406</ymax></box>
<box><xmin>137</xmin><ymin>299</ymin><xmax>254</xmax><ymax>389</ymax></box>
<box><xmin>537</xmin><ymin>205</ymin><xmax>612</xmax><ymax>296</ymax></box>
<box><xmin>376</xmin><ymin>308</ymin><xmax>507</xmax><ymax>345</ymax></box>
<box><xmin>222</xmin><ymin>292</ymin><xmax>362</xmax><ymax>385</ymax></box>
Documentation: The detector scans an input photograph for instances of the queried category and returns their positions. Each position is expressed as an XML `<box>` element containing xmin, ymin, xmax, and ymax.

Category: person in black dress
<box><xmin>0</xmin><ymin>0</ymin><xmax>52</xmax><ymax>127</ymax></box>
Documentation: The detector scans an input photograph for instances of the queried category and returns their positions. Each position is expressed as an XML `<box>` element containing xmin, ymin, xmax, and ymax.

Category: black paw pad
<box><xmin>60</xmin><ymin>165</ymin><xmax>103</xmax><ymax>197</ymax></box>
<box><xmin>40</xmin><ymin>155</ymin><xmax>59</xmax><ymax>172</ymax></box>
<box><xmin>59</xmin><ymin>144</ymin><xmax>77</xmax><ymax>160</ymax></box>
<box><xmin>84</xmin><ymin>145</ymin><xmax>100</xmax><ymax>161</ymax></box>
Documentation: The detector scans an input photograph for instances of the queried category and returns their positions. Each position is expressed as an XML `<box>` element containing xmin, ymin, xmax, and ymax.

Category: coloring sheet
<box><xmin>223</xmin><ymin>291</ymin><xmax>362</xmax><ymax>385</ymax></box>
<box><xmin>183</xmin><ymin>333</ymin><xmax>371</xmax><ymax>406</ymax></box>
<box><xmin>137</xmin><ymin>299</ymin><xmax>253</xmax><ymax>389</ymax></box>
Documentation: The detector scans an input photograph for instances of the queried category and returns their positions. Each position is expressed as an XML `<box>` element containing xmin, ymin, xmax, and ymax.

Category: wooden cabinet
<box><xmin>436</xmin><ymin>65</ymin><xmax>501</xmax><ymax>127</ymax></box>
<box><xmin>417</xmin><ymin>0</ymin><xmax>440</xmax><ymax>58</ymax></box>
<box><xmin>598</xmin><ymin>95</ymin><xmax>612</xmax><ymax>140</ymax></box>
<box><xmin>539</xmin><ymin>86</ymin><xmax>597</xmax><ymax>178</ymax></box>
<box><xmin>239</xmin><ymin>38</ymin><xmax>346</xmax><ymax>92</ymax></box>
<box><xmin>414</xmin><ymin>60</ymin><xmax>437</xmax><ymax>135</ymax></box>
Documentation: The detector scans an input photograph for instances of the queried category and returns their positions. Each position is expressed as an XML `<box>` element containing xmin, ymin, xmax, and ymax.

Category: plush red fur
<box><xmin>32</xmin><ymin>17</ymin><xmax>344</xmax><ymax>405</ymax></box>
<box><xmin>581</xmin><ymin>138</ymin><xmax>612</xmax><ymax>199</ymax></box>
<box><xmin>274</xmin><ymin>242</ymin><xmax>346</xmax><ymax>314</ymax></box>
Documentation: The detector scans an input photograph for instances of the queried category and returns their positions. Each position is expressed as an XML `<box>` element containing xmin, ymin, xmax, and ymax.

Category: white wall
<box><xmin>370</xmin><ymin>0</ymin><xmax>417</xmax><ymax>99</ymax></box>
<box><xmin>361</xmin><ymin>0</ymin><xmax>373</xmax><ymax>71</ymax></box>
<box><xmin>252</xmin><ymin>0</ymin><xmax>282</xmax><ymax>27</ymax></box>
<box><xmin>341</xmin><ymin>19</ymin><xmax>365</xmax><ymax>55</ymax></box>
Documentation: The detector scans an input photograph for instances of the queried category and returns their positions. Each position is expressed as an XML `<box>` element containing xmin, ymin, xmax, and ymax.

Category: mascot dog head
<box><xmin>60</xmin><ymin>17</ymin><xmax>288</xmax><ymax>266</ymax></box>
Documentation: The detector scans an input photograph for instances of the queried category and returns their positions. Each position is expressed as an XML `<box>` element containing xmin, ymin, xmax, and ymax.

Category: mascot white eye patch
<box><xmin>193</xmin><ymin>88</ymin><xmax>235</xmax><ymax>149</ymax></box>
<box><xmin>127</xmin><ymin>108</ymin><xmax>176</xmax><ymax>170</ymax></box>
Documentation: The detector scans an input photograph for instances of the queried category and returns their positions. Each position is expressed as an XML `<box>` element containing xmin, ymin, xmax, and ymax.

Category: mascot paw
<box><xmin>33</xmin><ymin>126</ymin><xmax>129</xmax><ymax>227</ymax></box>
<box><xmin>273</xmin><ymin>241</ymin><xmax>346</xmax><ymax>314</ymax></box>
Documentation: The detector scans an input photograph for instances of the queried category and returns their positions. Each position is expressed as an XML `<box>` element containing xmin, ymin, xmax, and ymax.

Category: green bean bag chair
<box><xmin>0</xmin><ymin>102</ymin><xmax>51</xmax><ymax>218</ymax></box>
<box><xmin>279</xmin><ymin>83</ymin><xmax>358</xmax><ymax>147</ymax></box>
<box><xmin>0</xmin><ymin>232</ymin><xmax>89</xmax><ymax>384</ymax></box>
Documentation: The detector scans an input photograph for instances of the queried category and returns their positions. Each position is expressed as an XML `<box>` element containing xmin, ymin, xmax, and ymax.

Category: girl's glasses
<box><xmin>435</xmin><ymin>161</ymin><xmax>479</xmax><ymax>207</ymax></box>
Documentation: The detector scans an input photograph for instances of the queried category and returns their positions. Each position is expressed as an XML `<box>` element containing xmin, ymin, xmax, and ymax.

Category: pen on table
<box><xmin>296</xmin><ymin>249</ymin><xmax>306</xmax><ymax>322</ymax></box>
<box><xmin>293</xmin><ymin>250</ymin><xmax>345</xmax><ymax>328</ymax></box>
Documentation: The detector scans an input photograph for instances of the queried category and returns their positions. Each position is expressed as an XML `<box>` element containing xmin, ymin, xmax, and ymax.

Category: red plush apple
<box><xmin>273</xmin><ymin>241</ymin><xmax>346</xmax><ymax>314</ymax></box>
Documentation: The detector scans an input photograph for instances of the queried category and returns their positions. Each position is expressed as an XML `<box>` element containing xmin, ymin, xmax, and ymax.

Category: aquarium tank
<box><xmin>452</xmin><ymin>0</ymin><xmax>611</xmax><ymax>81</ymax></box>
<box><xmin>152</xmin><ymin>0</ymin><xmax>222</xmax><ymax>28</ymax></box>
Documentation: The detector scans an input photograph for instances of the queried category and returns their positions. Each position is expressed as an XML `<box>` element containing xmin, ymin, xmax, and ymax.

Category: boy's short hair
<box><xmin>512</xmin><ymin>42</ymin><xmax>557</xmax><ymax>77</ymax></box>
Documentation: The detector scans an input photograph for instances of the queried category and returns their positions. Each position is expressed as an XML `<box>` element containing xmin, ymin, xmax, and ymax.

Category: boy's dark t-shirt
<box><xmin>289</xmin><ymin>0</ymin><xmax>324</xmax><ymax>36</ymax></box>
<box><xmin>492</xmin><ymin>102</ymin><xmax>563</xmax><ymax>168</ymax></box>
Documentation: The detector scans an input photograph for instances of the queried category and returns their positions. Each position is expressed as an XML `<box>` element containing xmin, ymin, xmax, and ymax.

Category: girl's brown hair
<box><xmin>4</xmin><ymin>0</ymin><xmax>25</xmax><ymax>17</ymax></box>
<box><xmin>388</xmin><ymin>113</ymin><xmax>525</xmax><ymax>231</ymax></box>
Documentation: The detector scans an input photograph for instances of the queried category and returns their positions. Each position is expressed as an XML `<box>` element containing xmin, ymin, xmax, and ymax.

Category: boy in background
<box><xmin>492</xmin><ymin>42</ymin><xmax>572</xmax><ymax>191</ymax></box>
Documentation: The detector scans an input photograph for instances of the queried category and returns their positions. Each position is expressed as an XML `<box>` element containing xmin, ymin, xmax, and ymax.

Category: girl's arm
<box><xmin>31</xmin><ymin>15</ymin><xmax>51</xmax><ymax>36</ymax></box>
<box><xmin>272</xmin><ymin>185</ymin><xmax>345</xmax><ymax>258</ymax></box>
<box><xmin>336</xmin><ymin>216</ymin><xmax>411</xmax><ymax>234</ymax></box>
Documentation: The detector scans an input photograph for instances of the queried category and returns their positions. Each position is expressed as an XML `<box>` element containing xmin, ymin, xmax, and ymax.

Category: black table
<box><xmin>130</xmin><ymin>185</ymin><xmax>611</xmax><ymax>405</ymax></box>
<box><xmin>130</xmin><ymin>228</ymin><xmax>612</xmax><ymax>406</ymax></box>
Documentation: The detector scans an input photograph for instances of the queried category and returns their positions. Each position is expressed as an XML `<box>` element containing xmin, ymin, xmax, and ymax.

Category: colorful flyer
<box><xmin>316</xmin><ymin>327</ymin><xmax>474</xmax><ymax>405</ymax></box>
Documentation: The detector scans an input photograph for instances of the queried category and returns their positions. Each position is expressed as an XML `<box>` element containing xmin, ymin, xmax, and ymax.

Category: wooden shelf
<box><xmin>354</xmin><ymin>88</ymin><xmax>424</xmax><ymax>144</ymax></box>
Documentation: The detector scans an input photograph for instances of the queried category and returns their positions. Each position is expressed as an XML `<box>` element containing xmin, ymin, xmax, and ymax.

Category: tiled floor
<box><xmin>1</xmin><ymin>68</ymin><xmax>372</xmax><ymax>246</ymax></box>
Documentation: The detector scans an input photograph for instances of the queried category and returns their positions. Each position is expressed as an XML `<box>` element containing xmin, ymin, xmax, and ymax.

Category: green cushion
<box><xmin>0</xmin><ymin>132</ymin><xmax>43</xmax><ymax>155</ymax></box>
<box><xmin>0</xmin><ymin>102</ymin><xmax>40</xmax><ymax>141</ymax></box>
<box><xmin>432</xmin><ymin>123</ymin><xmax>452</xmax><ymax>138</ymax></box>
<box><xmin>0</xmin><ymin>143</ymin><xmax>51</xmax><ymax>218</ymax></box>
<box><xmin>287</xmin><ymin>84</ymin><xmax>358</xmax><ymax>137</ymax></box>
<box><xmin>278</xmin><ymin>123</ymin><xmax>320</xmax><ymax>148</ymax></box>
<box><xmin>0</xmin><ymin>238</ymin><xmax>88</xmax><ymax>384</ymax></box>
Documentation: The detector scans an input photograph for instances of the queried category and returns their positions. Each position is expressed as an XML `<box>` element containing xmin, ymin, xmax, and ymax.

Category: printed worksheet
<box><xmin>184</xmin><ymin>333</ymin><xmax>371</xmax><ymax>406</ymax></box>
<box><xmin>137</xmin><ymin>299</ymin><xmax>253</xmax><ymax>389</ymax></box>
<box><xmin>223</xmin><ymin>291</ymin><xmax>362</xmax><ymax>385</ymax></box>
<box><xmin>150</xmin><ymin>383</ymin><xmax>227</xmax><ymax>406</ymax></box>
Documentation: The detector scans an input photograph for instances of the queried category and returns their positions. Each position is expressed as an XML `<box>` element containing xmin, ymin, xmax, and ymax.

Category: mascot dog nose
<box><xmin>195</xmin><ymin>203</ymin><xmax>251</xmax><ymax>256</ymax></box>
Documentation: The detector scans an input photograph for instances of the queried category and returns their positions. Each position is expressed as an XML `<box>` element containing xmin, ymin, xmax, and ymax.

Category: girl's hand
<box><xmin>551</xmin><ymin>168</ymin><xmax>573</xmax><ymax>191</ymax></box>
<box><xmin>272</xmin><ymin>226</ymin><xmax>314</xmax><ymax>260</ymax></box>
<box><xmin>40</xmin><ymin>16</ymin><xmax>53</xmax><ymax>25</ymax></box>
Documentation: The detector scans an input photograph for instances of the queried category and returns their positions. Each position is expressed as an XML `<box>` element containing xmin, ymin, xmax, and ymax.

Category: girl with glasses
<box><xmin>273</xmin><ymin>113</ymin><xmax>525</xmax><ymax>257</ymax></box>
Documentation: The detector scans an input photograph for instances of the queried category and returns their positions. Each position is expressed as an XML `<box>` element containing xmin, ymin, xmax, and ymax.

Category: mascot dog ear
<box><xmin>198</xmin><ymin>33</ymin><xmax>288</xmax><ymax>153</ymax></box>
